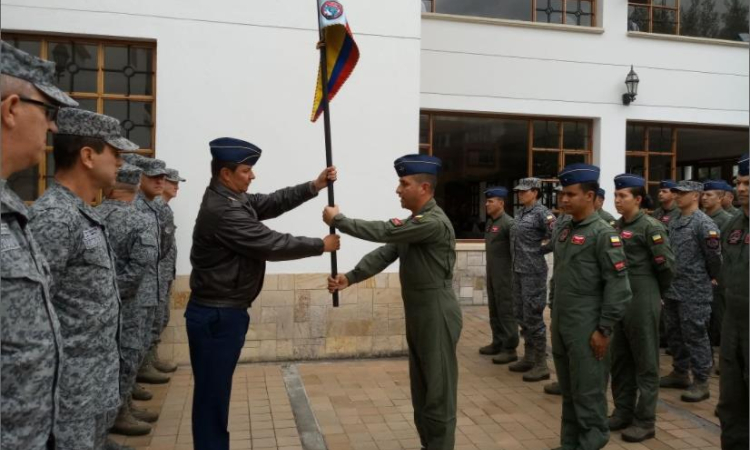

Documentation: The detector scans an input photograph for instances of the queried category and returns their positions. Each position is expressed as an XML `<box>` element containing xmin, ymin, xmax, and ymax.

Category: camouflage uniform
<box><xmin>664</xmin><ymin>210</ymin><xmax>722</xmax><ymax>382</ymax></box>
<box><xmin>97</xmin><ymin>199</ymin><xmax>159</xmax><ymax>402</ymax></box>
<box><xmin>156</xmin><ymin>198</ymin><xmax>176</xmax><ymax>340</ymax></box>
<box><xmin>29</xmin><ymin>182</ymin><xmax>122</xmax><ymax>449</ymax></box>
<box><xmin>1</xmin><ymin>187</ymin><xmax>63</xmax><ymax>450</ymax></box>
<box><xmin>510</xmin><ymin>202</ymin><xmax>555</xmax><ymax>356</ymax></box>
<box><xmin>132</xmin><ymin>192</ymin><xmax>162</xmax><ymax>351</ymax></box>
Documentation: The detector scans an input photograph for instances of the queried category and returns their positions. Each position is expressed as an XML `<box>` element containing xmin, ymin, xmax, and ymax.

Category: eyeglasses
<box><xmin>18</xmin><ymin>96</ymin><xmax>60</xmax><ymax>122</ymax></box>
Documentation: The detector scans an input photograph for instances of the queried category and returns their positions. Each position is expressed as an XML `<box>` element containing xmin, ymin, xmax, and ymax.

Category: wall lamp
<box><xmin>622</xmin><ymin>65</ymin><xmax>640</xmax><ymax>106</ymax></box>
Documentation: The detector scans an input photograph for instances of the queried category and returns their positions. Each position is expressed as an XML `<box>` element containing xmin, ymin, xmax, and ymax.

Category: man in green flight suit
<box><xmin>324</xmin><ymin>154</ymin><xmax>463</xmax><ymax>450</ymax></box>
<box><xmin>722</xmin><ymin>187</ymin><xmax>739</xmax><ymax>216</ymax></box>
<box><xmin>652</xmin><ymin>179</ymin><xmax>681</xmax><ymax>349</ymax></box>
<box><xmin>595</xmin><ymin>188</ymin><xmax>617</xmax><ymax>226</ymax></box>
<box><xmin>479</xmin><ymin>187</ymin><xmax>518</xmax><ymax>365</ymax></box>
<box><xmin>552</xmin><ymin>163</ymin><xmax>632</xmax><ymax>450</ymax></box>
<box><xmin>716</xmin><ymin>153</ymin><xmax>749</xmax><ymax>450</ymax></box>
<box><xmin>609</xmin><ymin>174</ymin><xmax>675</xmax><ymax>443</ymax></box>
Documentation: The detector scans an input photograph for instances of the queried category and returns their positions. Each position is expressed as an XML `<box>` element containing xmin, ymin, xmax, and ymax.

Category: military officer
<box><xmin>189</xmin><ymin>137</ymin><xmax>339</xmax><ymax>450</ymax></box>
<box><xmin>702</xmin><ymin>180</ymin><xmax>732</xmax><ymax>350</ymax></box>
<box><xmin>479</xmin><ymin>187</ymin><xmax>518</xmax><ymax>364</ymax></box>
<box><xmin>659</xmin><ymin>181</ymin><xmax>722</xmax><ymax>402</ymax></box>
<box><xmin>509</xmin><ymin>177</ymin><xmax>556</xmax><ymax>382</ymax></box>
<box><xmin>0</xmin><ymin>40</ymin><xmax>77</xmax><ymax>450</ymax></box>
<box><xmin>97</xmin><ymin>163</ymin><xmax>159</xmax><ymax>438</ymax></box>
<box><xmin>595</xmin><ymin>188</ymin><xmax>617</xmax><ymax>226</ymax></box>
<box><xmin>325</xmin><ymin>154</ymin><xmax>462</xmax><ymax>450</ymax></box>
<box><xmin>716</xmin><ymin>153</ymin><xmax>749</xmax><ymax>450</ymax></box>
<box><xmin>722</xmin><ymin>185</ymin><xmax>739</xmax><ymax>216</ymax></box>
<box><xmin>651</xmin><ymin>180</ymin><xmax>681</xmax><ymax>227</ymax></box>
<box><xmin>151</xmin><ymin>167</ymin><xmax>186</xmax><ymax>374</ymax></box>
<box><xmin>552</xmin><ymin>163</ymin><xmax>632</xmax><ymax>450</ymax></box>
<box><xmin>29</xmin><ymin>108</ymin><xmax>133</xmax><ymax>450</ymax></box>
<box><xmin>608</xmin><ymin>174</ymin><xmax>674</xmax><ymax>443</ymax></box>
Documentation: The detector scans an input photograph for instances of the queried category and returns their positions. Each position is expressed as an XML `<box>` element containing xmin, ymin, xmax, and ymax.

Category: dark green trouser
<box><xmin>487</xmin><ymin>271</ymin><xmax>518</xmax><ymax>351</ymax></box>
<box><xmin>610</xmin><ymin>275</ymin><xmax>660</xmax><ymax>427</ymax></box>
<box><xmin>717</xmin><ymin>308</ymin><xmax>749</xmax><ymax>450</ymax></box>
<box><xmin>552</xmin><ymin>317</ymin><xmax>610</xmax><ymax>450</ymax></box>
<box><xmin>404</xmin><ymin>287</ymin><xmax>463</xmax><ymax>450</ymax></box>
<box><xmin>709</xmin><ymin>285</ymin><xmax>725</xmax><ymax>347</ymax></box>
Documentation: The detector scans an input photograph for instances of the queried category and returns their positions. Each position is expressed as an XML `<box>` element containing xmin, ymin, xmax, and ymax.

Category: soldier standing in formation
<box><xmin>29</xmin><ymin>108</ymin><xmax>132</xmax><ymax>449</ymax></box>
<box><xmin>651</xmin><ymin>180</ymin><xmax>681</xmax><ymax>226</ymax></box>
<box><xmin>722</xmin><ymin>186</ymin><xmax>739</xmax><ymax>216</ymax></box>
<box><xmin>595</xmin><ymin>188</ymin><xmax>617</xmax><ymax>226</ymax></box>
<box><xmin>0</xmin><ymin>40</ymin><xmax>77</xmax><ymax>450</ymax></box>
<box><xmin>717</xmin><ymin>153</ymin><xmax>749</xmax><ymax>450</ymax></box>
<box><xmin>609</xmin><ymin>174</ymin><xmax>674</xmax><ymax>443</ymax></box>
<box><xmin>509</xmin><ymin>177</ymin><xmax>555</xmax><ymax>382</ymax></box>
<box><xmin>659</xmin><ymin>181</ymin><xmax>722</xmax><ymax>402</ymax></box>
<box><xmin>97</xmin><ymin>163</ymin><xmax>160</xmax><ymax>438</ymax></box>
<box><xmin>479</xmin><ymin>187</ymin><xmax>518</xmax><ymax>365</ymax></box>
<box><xmin>325</xmin><ymin>154</ymin><xmax>462</xmax><ymax>450</ymax></box>
<box><xmin>552</xmin><ymin>163</ymin><xmax>632</xmax><ymax>450</ymax></box>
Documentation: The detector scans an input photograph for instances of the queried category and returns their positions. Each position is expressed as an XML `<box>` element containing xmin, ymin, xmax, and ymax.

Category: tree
<box><xmin>720</xmin><ymin>0</ymin><xmax>750</xmax><ymax>40</ymax></box>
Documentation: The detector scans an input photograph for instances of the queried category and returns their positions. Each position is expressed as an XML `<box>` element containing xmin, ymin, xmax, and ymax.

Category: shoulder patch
<box><xmin>390</xmin><ymin>218</ymin><xmax>404</xmax><ymax>227</ymax></box>
<box><xmin>651</xmin><ymin>234</ymin><xmax>664</xmax><ymax>245</ymax></box>
<box><xmin>654</xmin><ymin>255</ymin><xmax>666</xmax><ymax>265</ymax></box>
<box><xmin>610</xmin><ymin>235</ymin><xmax>622</xmax><ymax>247</ymax></box>
<box><xmin>707</xmin><ymin>236</ymin><xmax>720</xmax><ymax>249</ymax></box>
<box><xmin>708</xmin><ymin>230</ymin><xmax>719</xmax><ymax>238</ymax></box>
<box><xmin>412</xmin><ymin>215</ymin><xmax>424</xmax><ymax>224</ymax></box>
<box><xmin>728</xmin><ymin>229</ymin><xmax>743</xmax><ymax>245</ymax></box>
<box><xmin>558</xmin><ymin>228</ymin><xmax>570</xmax><ymax>242</ymax></box>
<box><xmin>614</xmin><ymin>260</ymin><xmax>627</xmax><ymax>272</ymax></box>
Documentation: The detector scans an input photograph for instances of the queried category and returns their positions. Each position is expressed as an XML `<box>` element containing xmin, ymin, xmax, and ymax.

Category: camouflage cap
<box><xmin>165</xmin><ymin>168</ymin><xmax>186</xmax><ymax>183</ymax></box>
<box><xmin>670</xmin><ymin>180</ymin><xmax>704</xmax><ymax>193</ymax></box>
<box><xmin>56</xmin><ymin>108</ymin><xmax>139</xmax><ymax>151</ymax></box>
<box><xmin>1</xmin><ymin>40</ymin><xmax>78</xmax><ymax>107</ymax></box>
<box><xmin>116</xmin><ymin>163</ymin><xmax>143</xmax><ymax>186</ymax></box>
<box><xmin>513</xmin><ymin>177</ymin><xmax>542</xmax><ymax>191</ymax></box>
<box><xmin>121</xmin><ymin>153</ymin><xmax>167</xmax><ymax>177</ymax></box>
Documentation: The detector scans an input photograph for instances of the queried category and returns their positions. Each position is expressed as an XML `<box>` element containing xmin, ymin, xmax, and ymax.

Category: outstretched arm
<box><xmin>328</xmin><ymin>244</ymin><xmax>400</xmax><ymax>292</ymax></box>
<box><xmin>250</xmin><ymin>167</ymin><xmax>337</xmax><ymax>220</ymax></box>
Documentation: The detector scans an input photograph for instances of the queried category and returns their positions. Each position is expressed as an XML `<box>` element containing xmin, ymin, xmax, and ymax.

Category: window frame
<box><xmin>628</xmin><ymin>0</ymin><xmax>681</xmax><ymax>35</ymax></box>
<box><xmin>424</xmin><ymin>0</ymin><xmax>598</xmax><ymax>27</ymax></box>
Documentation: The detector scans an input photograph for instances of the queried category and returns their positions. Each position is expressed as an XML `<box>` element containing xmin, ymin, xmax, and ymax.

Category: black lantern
<box><xmin>622</xmin><ymin>65</ymin><xmax>639</xmax><ymax>105</ymax></box>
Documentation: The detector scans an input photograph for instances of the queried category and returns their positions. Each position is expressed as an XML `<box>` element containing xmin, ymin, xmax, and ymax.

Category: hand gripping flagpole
<box><xmin>316</xmin><ymin>1</ymin><xmax>340</xmax><ymax>307</ymax></box>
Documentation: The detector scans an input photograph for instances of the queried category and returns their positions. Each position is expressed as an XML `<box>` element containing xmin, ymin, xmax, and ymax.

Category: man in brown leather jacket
<box><xmin>187</xmin><ymin>137</ymin><xmax>339</xmax><ymax>450</ymax></box>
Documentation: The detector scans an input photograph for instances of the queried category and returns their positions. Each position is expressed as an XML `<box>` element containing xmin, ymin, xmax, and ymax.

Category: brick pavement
<box><xmin>111</xmin><ymin>306</ymin><xmax>722</xmax><ymax>450</ymax></box>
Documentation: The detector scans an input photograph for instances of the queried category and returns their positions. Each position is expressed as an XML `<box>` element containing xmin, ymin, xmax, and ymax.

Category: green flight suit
<box><xmin>610</xmin><ymin>211</ymin><xmax>674</xmax><ymax>428</ymax></box>
<box><xmin>708</xmin><ymin>208</ymin><xmax>732</xmax><ymax>347</ymax></box>
<box><xmin>484</xmin><ymin>213</ymin><xmax>517</xmax><ymax>352</ymax></box>
<box><xmin>334</xmin><ymin>199</ymin><xmax>463</xmax><ymax>450</ymax></box>
<box><xmin>724</xmin><ymin>204</ymin><xmax>739</xmax><ymax>217</ymax></box>
<box><xmin>597</xmin><ymin>209</ymin><xmax>617</xmax><ymax>227</ymax></box>
<box><xmin>551</xmin><ymin>212</ymin><xmax>632</xmax><ymax>450</ymax></box>
<box><xmin>717</xmin><ymin>210</ymin><xmax>749</xmax><ymax>450</ymax></box>
<box><xmin>651</xmin><ymin>204</ymin><xmax>681</xmax><ymax>346</ymax></box>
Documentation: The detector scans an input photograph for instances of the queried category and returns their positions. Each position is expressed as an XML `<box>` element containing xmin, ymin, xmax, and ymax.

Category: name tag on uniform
<box><xmin>491</xmin><ymin>226</ymin><xmax>499</xmax><ymax>233</ymax></box>
<box><xmin>0</xmin><ymin>223</ymin><xmax>20</xmax><ymax>252</ymax></box>
<box><xmin>661</xmin><ymin>216</ymin><xmax>671</xmax><ymax>223</ymax></box>
<box><xmin>728</xmin><ymin>229</ymin><xmax>743</xmax><ymax>245</ymax></box>
<box><xmin>82</xmin><ymin>227</ymin><xmax>103</xmax><ymax>250</ymax></box>
<box><xmin>572</xmin><ymin>235</ymin><xmax>586</xmax><ymax>245</ymax></box>
<box><xmin>621</xmin><ymin>230</ymin><xmax>633</xmax><ymax>239</ymax></box>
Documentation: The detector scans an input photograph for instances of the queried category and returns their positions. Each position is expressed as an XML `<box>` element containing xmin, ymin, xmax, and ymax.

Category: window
<box><xmin>420</xmin><ymin>112</ymin><xmax>592</xmax><ymax>240</ymax></box>
<box><xmin>427</xmin><ymin>0</ymin><xmax>597</xmax><ymax>27</ymax></box>
<box><xmin>626</xmin><ymin>121</ymin><xmax>749</xmax><ymax>200</ymax></box>
<box><xmin>1</xmin><ymin>33</ymin><xmax>156</xmax><ymax>201</ymax></box>
<box><xmin>628</xmin><ymin>0</ymin><xmax>750</xmax><ymax>41</ymax></box>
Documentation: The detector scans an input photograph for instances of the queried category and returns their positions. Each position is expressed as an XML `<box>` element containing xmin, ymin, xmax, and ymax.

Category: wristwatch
<box><xmin>597</xmin><ymin>325</ymin><xmax>613</xmax><ymax>337</ymax></box>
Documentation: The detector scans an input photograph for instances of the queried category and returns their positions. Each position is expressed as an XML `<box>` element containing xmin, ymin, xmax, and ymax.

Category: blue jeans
<box><xmin>185</xmin><ymin>301</ymin><xmax>249</xmax><ymax>450</ymax></box>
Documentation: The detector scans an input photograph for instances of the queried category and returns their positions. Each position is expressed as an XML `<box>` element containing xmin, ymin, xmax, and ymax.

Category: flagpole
<box><xmin>316</xmin><ymin>0</ymin><xmax>340</xmax><ymax>308</ymax></box>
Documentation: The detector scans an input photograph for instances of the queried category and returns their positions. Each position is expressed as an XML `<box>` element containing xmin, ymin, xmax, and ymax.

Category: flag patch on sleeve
<box><xmin>610</xmin><ymin>236</ymin><xmax>622</xmax><ymax>247</ymax></box>
<box><xmin>390</xmin><ymin>218</ymin><xmax>403</xmax><ymax>227</ymax></box>
<box><xmin>651</xmin><ymin>234</ymin><xmax>664</xmax><ymax>245</ymax></box>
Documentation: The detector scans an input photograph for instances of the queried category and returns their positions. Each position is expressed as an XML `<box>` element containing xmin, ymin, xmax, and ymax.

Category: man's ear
<box><xmin>0</xmin><ymin>95</ymin><xmax>21</xmax><ymax>129</ymax></box>
<box><xmin>80</xmin><ymin>146</ymin><xmax>96</xmax><ymax>170</ymax></box>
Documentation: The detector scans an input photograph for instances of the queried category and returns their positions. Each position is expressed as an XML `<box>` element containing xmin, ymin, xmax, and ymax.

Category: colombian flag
<box><xmin>311</xmin><ymin>0</ymin><xmax>360</xmax><ymax>122</ymax></box>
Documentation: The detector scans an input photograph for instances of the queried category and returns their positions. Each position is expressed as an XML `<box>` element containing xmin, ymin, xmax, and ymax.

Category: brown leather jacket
<box><xmin>189</xmin><ymin>180</ymin><xmax>324</xmax><ymax>308</ymax></box>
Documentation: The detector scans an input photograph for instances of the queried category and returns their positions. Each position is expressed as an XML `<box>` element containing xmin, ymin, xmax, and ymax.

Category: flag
<box><xmin>311</xmin><ymin>0</ymin><xmax>360</xmax><ymax>122</ymax></box>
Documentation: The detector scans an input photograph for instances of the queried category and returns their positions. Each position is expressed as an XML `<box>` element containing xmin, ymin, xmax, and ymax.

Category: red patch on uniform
<box><xmin>621</xmin><ymin>230</ymin><xmax>634</xmax><ymax>239</ymax></box>
<box><xmin>707</xmin><ymin>237</ymin><xmax>720</xmax><ymax>249</ymax></box>
<box><xmin>491</xmin><ymin>226</ymin><xmax>500</xmax><ymax>233</ymax></box>
<box><xmin>661</xmin><ymin>216</ymin><xmax>671</xmax><ymax>223</ymax></box>
<box><xmin>654</xmin><ymin>256</ymin><xmax>666</xmax><ymax>265</ymax></box>
<box><xmin>390</xmin><ymin>218</ymin><xmax>403</xmax><ymax>227</ymax></box>
<box><xmin>558</xmin><ymin>229</ymin><xmax>570</xmax><ymax>242</ymax></box>
<box><xmin>572</xmin><ymin>235</ymin><xmax>586</xmax><ymax>245</ymax></box>
<box><xmin>614</xmin><ymin>261</ymin><xmax>627</xmax><ymax>271</ymax></box>
<box><xmin>728</xmin><ymin>229</ymin><xmax>743</xmax><ymax>245</ymax></box>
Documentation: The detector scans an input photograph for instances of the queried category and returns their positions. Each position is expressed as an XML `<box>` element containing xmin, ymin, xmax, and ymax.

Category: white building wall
<box><xmin>1</xmin><ymin>0</ymin><xmax>424</xmax><ymax>276</ymax></box>
<box><xmin>421</xmin><ymin>1</ymin><xmax>749</xmax><ymax>209</ymax></box>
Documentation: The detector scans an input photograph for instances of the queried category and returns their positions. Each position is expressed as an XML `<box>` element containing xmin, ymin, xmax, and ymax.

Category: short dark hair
<box><xmin>53</xmin><ymin>134</ymin><xmax>106</xmax><ymax>170</ymax></box>
<box><xmin>627</xmin><ymin>186</ymin><xmax>654</xmax><ymax>210</ymax></box>
<box><xmin>211</xmin><ymin>160</ymin><xmax>240</xmax><ymax>178</ymax></box>
<box><xmin>412</xmin><ymin>173</ymin><xmax>437</xmax><ymax>192</ymax></box>
<box><xmin>579</xmin><ymin>182</ymin><xmax>600</xmax><ymax>195</ymax></box>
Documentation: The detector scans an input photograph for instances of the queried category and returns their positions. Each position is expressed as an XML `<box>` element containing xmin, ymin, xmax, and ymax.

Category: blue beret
<box><xmin>210</xmin><ymin>137</ymin><xmax>262</xmax><ymax>165</ymax></box>
<box><xmin>659</xmin><ymin>180</ymin><xmax>677</xmax><ymax>189</ymax></box>
<box><xmin>720</xmin><ymin>181</ymin><xmax>735</xmax><ymax>192</ymax></box>
<box><xmin>704</xmin><ymin>180</ymin><xmax>729</xmax><ymax>192</ymax></box>
<box><xmin>614</xmin><ymin>174</ymin><xmax>646</xmax><ymax>189</ymax></box>
<box><xmin>739</xmin><ymin>153</ymin><xmax>749</xmax><ymax>177</ymax></box>
<box><xmin>485</xmin><ymin>187</ymin><xmax>508</xmax><ymax>199</ymax></box>
<box><xmin>394</xmin><ymin>154</ymin><xmax>441</xmax><ymax>177</ymax></box>
<box><xmin>558</xmin><ymin>163</ymin><xmax>600</xmax><ymax>187</ymax></box>
<box><xmin>597</xmin><ymin>188</ymin><xmax>606</xmax><ymax>199</ymax></box>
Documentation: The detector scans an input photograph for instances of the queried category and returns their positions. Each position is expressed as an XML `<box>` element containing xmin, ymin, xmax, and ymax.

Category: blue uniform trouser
<box><xmin>185</xmin><ymin>301</ymin><xmax>249</xmax><ymax>450</ymax></box>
